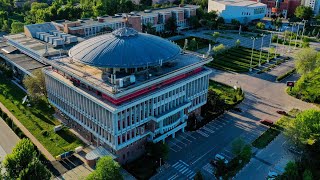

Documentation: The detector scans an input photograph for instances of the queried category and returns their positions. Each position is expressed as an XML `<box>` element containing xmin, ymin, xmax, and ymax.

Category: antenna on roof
<box><xmin>125</xmin><ymin>14</ymin><xmax>129</xmax><ymax>27</ymax></box>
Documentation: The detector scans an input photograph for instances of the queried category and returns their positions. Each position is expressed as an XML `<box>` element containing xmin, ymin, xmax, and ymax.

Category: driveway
<box><xmin>151</xmin><ymin>58</ymin><xmax>317</xmax><ymax>180</ymax></box>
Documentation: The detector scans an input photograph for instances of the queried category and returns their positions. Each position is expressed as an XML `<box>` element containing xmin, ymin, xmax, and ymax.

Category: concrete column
<box><xmin>160</xmin><ymin>120</ymin><xmax>164</xmax><ymax>134</ymax></box>
<box><xmin>180</xmin><ymin>110</ymin><xmax>184</xmax><ymax>122</ymax></box>
<box><xmin>172</xmin><ymin>132</ymin><xmax>175</xmax><ymax>138</ymax></box>
<box><xmin>182</xmin><ymin>127</ymin><xmax>185</xmax><ymax>133</ymax></box>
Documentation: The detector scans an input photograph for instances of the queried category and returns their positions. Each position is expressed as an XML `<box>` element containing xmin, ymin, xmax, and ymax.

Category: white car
<box><xmin>267</xmin><ymin>171</ymin><xmax>278</xmax><ymax>180</ymax></box>
<box><xmin>214</xmin><ymin>154</ymin><xmax>228</xmax><ymax>164</ymax></box>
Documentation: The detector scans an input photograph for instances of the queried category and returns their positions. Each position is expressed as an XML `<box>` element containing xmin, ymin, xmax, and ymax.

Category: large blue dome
<box><xmin>68</xmin><ymin>27</ymin><xmax>181</xmax><ymax>68</ymax></box>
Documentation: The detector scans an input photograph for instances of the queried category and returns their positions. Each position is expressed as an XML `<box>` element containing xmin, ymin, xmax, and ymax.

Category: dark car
<box><xmin>276</xmin><ymin>110</ymin><xmax>287</xmax><ymax>115</ymax></box>
<box><xmin>260</xmin><ymin>119</ymin><xmax>274</xmax><ymax>126</ymax></box>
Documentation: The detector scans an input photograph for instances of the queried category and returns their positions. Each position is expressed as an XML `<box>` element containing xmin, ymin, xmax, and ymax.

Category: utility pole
<box><xmin>300</xmin><ymin>19</ymin><xmax>308</xmax><ymax>47</ymax></box>
<box><xmin>282</xmin><ymin>26</ymin><xmax>289</xmax><ymax>56</ymax></box>
<box><xmin>250</xmin><ymin>37</ymin><xmax>258</xmax><ymax>72</ymax></box>
<box><xmin>267</xmin><ymin>32</ymin><xmax>272</xmax><ymax>62</ymax></box>
<box><xmin>259</xmin><ymin>34</ymin><xmax>266</xmax><ymax>66</ymax></box>
<box><xmin>288</xmin><ymin>23</ymin><xmax>295</xmax><ymax>52</ymax></box>
<box><xmin>294</xmin><ymin>23</ymin><xmax>300</xmax><ymax>49</ymax></box>
<box><xmin>274</xmin><ymin>28</ymin><xmax>281</xmax><ymax>58</ymax></box>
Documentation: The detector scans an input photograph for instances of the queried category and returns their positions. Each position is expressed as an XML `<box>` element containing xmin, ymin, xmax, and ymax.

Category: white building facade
<box><xmin>43</xmin><ymin>27</ymin><xmax>212</xmax><ymax>164</ymax></box>
<box><xmin>304</xmin><ymin>0</ymin><xmax>320</xmax><ymax>15</ymax></box>
<box><xmin>208</xmin><ymin>0</ymin><xmax>267</xmax><ymax>24</ymax></box>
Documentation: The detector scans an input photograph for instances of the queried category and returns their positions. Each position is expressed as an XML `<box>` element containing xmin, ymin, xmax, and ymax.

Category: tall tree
<box><xmin>283</xmin><ymin>161</ymin><xmax>299</xmax><ymax>179</ymax></box>
<box><xmin>194</xmin><ymin>171</ymin><xmax>203</xmax><ymax>180</ymax></box>
<box><xmin>285</xmin><ymin>109</ymin><xmax>320</xmax><ymax>146</ymax></box>
<box><xmin>23</xmin><ymin>69</ymin><xmax>46</xmax><ymax>101</ymax></box>
<box><xmin>86</xmin><ymin>156</ymin><xmax>123</xmax><ymax>180</ymax></box>
<box><xmin>231</xmin><ymin>137</ymin><xmax>245</xmax><ymax>156</ymax></box>
<box><xmin>295</xmin><ymin>6</ymin><xmax>313</xmax><ymax>20</ymax></box>
<box><xmin>294</xmin><ymin>48</ymin><xmax>320</xmax><ymax>75</ymax></box>
<box><xmin>2</xmin><ymin>139</ymin><xmax>51</xmax><ymax>179</ymax></box>
<box><xmin>10</xmin><ymin>21</ymin><xmax>24</xmax><ymax>34</ymax></box>
<box><xmin>165</xmin><ymin>17</ymin><xmax>177</xmax><ymax>33</ymax></box>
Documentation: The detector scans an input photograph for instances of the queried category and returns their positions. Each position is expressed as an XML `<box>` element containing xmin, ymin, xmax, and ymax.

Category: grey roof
<box><xmin>68</xmin><ymin>27</ymin><xmax>181</xmax><ymax>68</ymax></box>
<box><xmin>24</xmin><ymin>22</ymin><xmax>58</xmax><ymax>38</ymax></box>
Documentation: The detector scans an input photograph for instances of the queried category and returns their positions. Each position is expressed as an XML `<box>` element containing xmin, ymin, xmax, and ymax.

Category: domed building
<box><xmin>44</xmin><ymin>27</ymin><xmax>212</xmax><ymax>164</ymax></box>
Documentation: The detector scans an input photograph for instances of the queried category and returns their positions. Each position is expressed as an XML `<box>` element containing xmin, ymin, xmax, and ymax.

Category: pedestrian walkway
<box><xmin>0</xmin><ymin>117</ymin><xmax>20</xmax><ymax>161</ymax></box>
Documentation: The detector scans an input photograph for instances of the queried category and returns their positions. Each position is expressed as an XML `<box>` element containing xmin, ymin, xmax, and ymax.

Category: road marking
<box><xmin>207</xmin><ymin>123</ymin><xmax>219</xmax><ymax>130</ymax></box>
<box><xmin>203</xmin><ymin>126</ymin><xmax>215</xmax><ymax>133</ymax></box>
<box><xmin>174</xmin><ymin>137</ymin><xmax>187</xmax><ymax>146</ymax></box>
<box><xmin>184</xmin><ymin>132</ymin><xmax>197</xmax><ymax>139</ymax></box>
<box><xmin>181</xmin><ymin>168</ymin><xmax>189</xmax><ymax>174</ymax></box>
<box><xmin>257</xmin><ymin>165</ymin><xmax>262</xmax><ymax>170</ymax></box>
<box><xmin>179</xmin><ymin>134</ymin><xmax>192</xmax><ymax>142</ymax></box>
<box><xmin>221</xmin><ymin>152</ymin><xmax>232</xmax><ymax>159</ymax></box>
<box><xmin>179</xmin><ymin>160</ymin><xmax>189</xmax><ymax>167</ymax></box>
<box><xmin>191</xmin><ymin>146</ymin><xmax>215</xmax><ymax>165</ymax></box>
<box><xmin>197</xmin><ymin>130</ymin><xmax>209</xmax><ymax>137</ymax></box>
<box><xmin>168</xmin><ymin>174</ymin><xmax>179</xmax><ymax>180</ymax></box>
<box><xmin>188</xmin><ymin>172</ymin><xmax>196</xmax><ymax>179</ymax></box>
<box><xmin>172</xmin><ymin>161</ymin><xmax>179</xmax><ymax>168</ymax></box>
<box><xmin>179</xmin><ymin>166</ymin><xmax>187</xmax><ymax>172</ymax></box>
<box><xmin>202</xmin><ymin>163</ymin><xmax>214</xmax><ymax>175</ymax></box>
<box><xmin>169</xmin><ymin>141</ymin><xmax>182</xmax><ymax>149</ymax></box>
<box><xmin>169</xmin><ymin>147</ymin><xmax>178</xmax><ymax>152</ymax></box>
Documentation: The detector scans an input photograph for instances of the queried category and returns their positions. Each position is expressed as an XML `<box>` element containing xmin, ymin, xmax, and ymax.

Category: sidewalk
<box><xmin>0</xmin><ymin>117</ymin><xmax>20</xmax><ymax>161</ymax></box>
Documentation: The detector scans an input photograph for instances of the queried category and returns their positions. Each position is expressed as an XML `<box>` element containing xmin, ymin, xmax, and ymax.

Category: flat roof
<box><xmin>0</xmin><ymin>42</ymin><xmax>48</xmax><ymax>73</ymax></box>
<box><xmin>213</xmin><ymin>0</ymin><xmax>266</xmax><ymax>7</ymax></box>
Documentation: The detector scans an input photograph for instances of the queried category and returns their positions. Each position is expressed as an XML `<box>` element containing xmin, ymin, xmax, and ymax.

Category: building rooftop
<box><xmin>68</xmin><ymin>27</ymin><xmax>181</xmax><ymax>68</ymax></box>
<box><xmin>213</xmin><ymin>0</ymin><xmax>266</xmax><ymax>7</ymax></box>
<box><xmin>50</xmin><ymin>51</ymin><xmax>210</xmax><ymax>97</ymax></box>
<box><xmin>0</xmin><ymin>41</ymin><xmax>48</xmax><ymax>75</ymax></box>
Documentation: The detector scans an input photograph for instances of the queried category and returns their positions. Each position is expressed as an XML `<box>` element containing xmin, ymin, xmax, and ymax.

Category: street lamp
<box><xmin>288</xmin><ymin>23</ymin><xmax>295</xmax><ymax>52</ymax></box>
<box><xmin>274</xmin><ymin>28</ymin><xmax>281</xmax><ymax>58</ymax></box>
<box><xmin>300</xmin><ymin>19</ymin><xmax>308</xmax><ymax>47</ymax></box>
<box><xmin>250</xmin><ymin>36</ymin><xmax>258</xmax><ymax>72</ymax></box>
<box><xmin>294</xmin><ymin>23</ymin><xmax>300</xmax><ymax>49</ymax></box>
<box><xmin>282</xmin><ymin>26</ymin><xmax>289</xmax><ymax>56</ymax></box>
<box><xmin>259</xmin><ymin>33</ymin><xmax>266</xmax><ymax>66</ymax></box>
<box><xmin>267</xmin><ymin>32</ymin><xmax>273</xmax><ymax>62</ymax></box>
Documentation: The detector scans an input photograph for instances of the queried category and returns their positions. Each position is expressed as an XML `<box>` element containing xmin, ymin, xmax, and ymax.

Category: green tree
<box><xmin>23</xmin><ymin>69</ymin><xmax>46</xmax><ymax>101</ymax></box>
<box><xmin>283</xmin><ymin>161</ymin><xmax>299</xmax><ymax>179</ymax></box>
<box><xmin>239</xmin><ymin>144</ymin><xmax>252</xmax><ymax>161</ymax></box>
<box><xmin>93</xmin><ymin>2</ymin><xmax>105</xmax><ymax>17</ymax></box>
<box><xmin>231</xmin><ymin>19</ymin><xmax>240</xmax><ymax>26</ymax></box>
<box><xmin>215</xmin><ymin>159</ymin><xmax>227</xmax><ymax>177</ymax></box>
<box><xmin>231</xmin><ymin>138</ymin><xmax>245</xmax><ymax>156</ymax></box>
<box><xmin>86</xmin><ymin>156</ymin><xmax>123</xmax><ymax>180</ymax></box>
<box><xmin>3</xmin><ymin>139</ymin><xmax>50</xmax><ymax>179</ymax></box>
<box><xmin>164</xmin><ymin>17</ymin><xmax>176</xmax><ymax>33</ymax></box>
<box><xmin>285</xmin><ymin>109</ymin><xmax>320</xmax><ymax>146</ymax></box>
<box><xmin>189</xmin><ymin>16</ymin><xmax>200</xmax><ymax>29</ymax></box>
<box><xmin>189</xmin><ymin>38</ymin><xmax>197</xmax><ymax>50</ymax></box>
<box><xmin>303</xmin><ymin>169</ymin><xmax>313</xmax><ymax>180</ymax></box>
<box><xmin>294</xmin><ymin>48</ymin><xmax>320</xmax><ymax>75</ymax></box>
<box><xmin>295</xmin><ymin>6</ymin><xmax>313</xmax><ymax>20</ymax></box>
<box><xmin>10</xmin><ymin>21</ymin><xmax>24</xmax><ymax>34</ymax></box>
<box><xmin>194</xmin><ymin>171</ymin><xmax>203</xmax><ymax>180</ymax></box>
<box><xmin>146</xmin><ymin>142</ymin><xmax>169</xmax><ymax>160</ymax></box>
<box><xmin>235</xmin><ymin>39</ymin><xmax>241</xmax><ymax>47</ymax></box>
<box><xmin>212</xmin><ymin>44</ymin><xmax>226</xmax><ymax>56</ymax></box>
<box><xmin>212</xmin><ymin>31</ymin><xmax>220</xmax><ymax>42</ymax></box>
<box><xmin>256</xmin><ymin>22</ymin><xmax>265</xmax><ymax>29</ymax></box>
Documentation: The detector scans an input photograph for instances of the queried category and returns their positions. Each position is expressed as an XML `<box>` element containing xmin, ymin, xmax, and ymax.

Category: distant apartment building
<box><xmin>303</xmin><ymin>0</ymin><xmax>320</xmax><ymax>15</ymax></box>
<box><xmin>256</xmin><ymin>0</ymin><xmax>301</xmax><ymax>18</ymax></box>
<box><xmin>208</xmin><ymin>0</ymin><xmax>267</xmax><ymax>24</ymax></box>
<box><xmin>52</xmin><ymin>5</ymin><xmax>199</xmax><ymax>38</ymax></box>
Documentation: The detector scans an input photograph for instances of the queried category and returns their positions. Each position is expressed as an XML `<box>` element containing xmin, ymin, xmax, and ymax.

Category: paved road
<box><xmin>0</xmin><ymin>118</ymin><xmax>19</xmax><ymax>162</ymax></box>
<box><xmin>151</xmin><ymin>59</ymin><xmax>317</xmax><ymax>180</ymax></box>
<box><xmin>236</xmin><ymin>134</ymin><xmax>295</xmax><ymax>180</ymax></box>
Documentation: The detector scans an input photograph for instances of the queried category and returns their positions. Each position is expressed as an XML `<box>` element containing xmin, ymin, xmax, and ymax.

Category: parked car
<box><xmin>213</xmin><ymin>154</ymin><xmax>228</xmax><ymax>165</ymax></box>
<box><xmin>267</xmin><ymin>171</ymin><xmax>278</xmax><ymax>180</ymax></box>
<box><xmin>276</xmin><ymin>110</ymin><xmax>287</xmax><ymax>115</ymax></box>
<box><xmin>288</xmin><ymin>146</ymin><xmax>303</xmax><ymax>155</ymax></box>
<box><xmin>260</xmin><ymin>119</ymin><xmax>274</xmax><ymax>126</ymax></box>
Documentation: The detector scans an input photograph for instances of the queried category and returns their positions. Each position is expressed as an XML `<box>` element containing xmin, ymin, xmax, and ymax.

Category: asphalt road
<box><xmin>0</xmin><ymin>118</ymin><xmax>20</xmax><ymax>162</ymax></box>
<box><xmin>151</xmin><ymin>59</ymin><xmax>317</xmax><ymax>180</ymax></box>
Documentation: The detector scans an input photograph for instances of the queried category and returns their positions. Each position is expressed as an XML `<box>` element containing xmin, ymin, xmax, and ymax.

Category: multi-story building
<box><xmin>304</xmin><ymin>0</ymin><xmax>320</xmax><ymax>15</ymax></box>
<box><xmin>52</xmin><ymin>5</ymin><xmax>199</xmax><ymax>38</ymax></box>
<box><xmin>208</xmin><ymin>0</ymin><xmax>267</xmax><ymax>24</ymax></box>
<box><xmin>256</xmin><ymin>0</ymin><xmax>301</xmax><ymax>18</ymax></box>
<box><xmin>43</xmin><ymin>27</ymin><xmax>212</xmax><ymax>164</ymax></box>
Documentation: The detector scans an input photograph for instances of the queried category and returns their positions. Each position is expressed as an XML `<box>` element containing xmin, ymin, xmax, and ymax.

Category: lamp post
<box><xmin>274</xmin><ymin>28</ymin><xmax>281</xmax><ymax>58</ymax></box>
<box><xmin>300</xmin><ymin>19</ymin><xmax>308</xmax><ymax>47</ymax></box>
<box><xmin>267</xmin><ymin>32</ymin><xmax>272</xmax><ymax>62</ymax></box>
<box><xmin>288</xmin><ymin>23</ymin><xmax>295</xmax><ymax>52</ymax></box>
<box><xmin>294</xmin><ymin>23</ymin><xmax>300</xmax><ymax>49</ymax></box>
<box><xmin>250</xmin><ymin>36</ymin><xmax>258</xmax><ymax>72</ymax></box>
<box><xmin>282</xmin><ymin>26</ymin><xmax>289</xmax><ymax>56</ymax></box>
<box><xmin>259</xmin><ymin>33</ymin><xmax>266</xmax><ymax>66</ymax></box>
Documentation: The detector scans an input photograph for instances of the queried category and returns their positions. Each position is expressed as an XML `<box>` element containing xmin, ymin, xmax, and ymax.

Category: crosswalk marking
<box><xmin>171</xmin><ymin>160</ymin><xmax>195</xmax><ymax>179</ymax></box>
<box><xmin>197</xmin><ymin>130</ymin><xmax>209</xmax><ymax>137</ymax></box>
<box><xmin>203</xmin><ymin>163</ymin><xmax>214</xmax><ymax>175</ymax></box>
<box><xmin>203</xmin><ymin>126</ymin><xmax>215</xmax><ymax>133</ymax></box>
<box><xmin>168</xmin><ymin>174</ymin><xmax>179</xmax><ymax>180</ymax></box>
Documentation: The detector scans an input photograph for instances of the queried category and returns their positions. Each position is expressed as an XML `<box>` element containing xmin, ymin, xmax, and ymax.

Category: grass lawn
<box><xmin>0</xmin><ymin>78</ymin><xmax>84</xmax><ymax>156</ymax></box>
<box><xmin>209</xmin><ymin>80</ymin><xmax>244</xmax><ymax>106</ymax></box>
<box><xmin>252</xmin><ymin>109</ymin><xmax>301</xmax><ymax>149</ymax></box>
<box><xmin>173</xmin><ymin>36</ymin><xmax>216</xmax><ymax>51</ymax></box>
<box><xmin>207</xmin><ymin>46</ymin><xmax>272</xmax><ymax>72</ymax></box>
